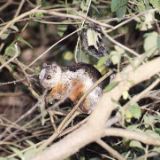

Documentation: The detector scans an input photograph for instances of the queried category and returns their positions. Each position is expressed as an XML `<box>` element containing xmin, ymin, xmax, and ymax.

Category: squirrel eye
<box><xmin>46</xmin><ymin>75</ymin><xmax>51</xmax><ymax>80</ymax></box>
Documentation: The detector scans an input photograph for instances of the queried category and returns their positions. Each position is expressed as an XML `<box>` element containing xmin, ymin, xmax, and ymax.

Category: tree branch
<box><xmin>104</xmin><ymin>128</ymin><xmax>160</xmax><ymax>146</ymax></box>
<box><xmin>96</xmin><ymin>139</ymin><xmax>125</xmax><ymax>160</ymax></box>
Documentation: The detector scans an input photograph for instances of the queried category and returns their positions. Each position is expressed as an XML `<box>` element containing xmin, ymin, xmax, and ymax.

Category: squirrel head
<box><xmin>39</xmin><ymin>63</ymin><xmax>62</xmax><ymax>89</ymax></box>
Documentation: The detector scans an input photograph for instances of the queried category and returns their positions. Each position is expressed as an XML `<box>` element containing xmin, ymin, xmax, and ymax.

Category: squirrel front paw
<box><xmin>45</xmin><ymin>93</ymin><xmax>62</xmax><ymax>104</ymax></box>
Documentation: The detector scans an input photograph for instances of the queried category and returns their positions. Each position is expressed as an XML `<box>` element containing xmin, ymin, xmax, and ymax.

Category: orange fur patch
<box><xmin>47</xmin><ymin>80</ymin><xmax>90</xmax><ymax>113</ymax></box>
<box><xmin>69</xmin><ymin>79</ymin><xmax>84</xmax><ymax>102</ymax></box>
<box><xmin>48</xmin><ymin>80</ymin><xmax>85</xmax><ymax>105</ymax></box>
<box><xmin>49</xmin><ymin>83</ymin><xmax>66</xmax><ymax>99</ymax></box>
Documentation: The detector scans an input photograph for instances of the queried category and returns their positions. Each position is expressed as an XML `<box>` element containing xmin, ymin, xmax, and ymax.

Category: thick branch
<box><xmin>104</xmin><ymin>128</ymin><xmax>160</xmax><ymax>146</ymax></box>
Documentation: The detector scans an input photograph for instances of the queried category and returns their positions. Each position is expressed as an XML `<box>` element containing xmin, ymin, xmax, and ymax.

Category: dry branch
<box><xmin>104</xmin><ymin>128</ymin><xmax>160</xmax><ymax>145</ymax></box>
<box><xmin>96</xmin><ymin>139</ymin><xmax>125</xmax><ymax>160</ymax></box>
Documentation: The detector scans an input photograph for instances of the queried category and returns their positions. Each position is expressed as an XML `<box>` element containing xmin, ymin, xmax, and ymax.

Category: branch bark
<box><xmin>104</xmin><ymin>128</ymin><xmax>160</xmax><ymax>145</ymax></box>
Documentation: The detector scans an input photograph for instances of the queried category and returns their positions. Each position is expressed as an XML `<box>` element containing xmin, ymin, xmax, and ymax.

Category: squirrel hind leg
<box><xmin>45</xmin><ymin>94</ymin><xmax>61</xmax><ymax>105</ymax></box>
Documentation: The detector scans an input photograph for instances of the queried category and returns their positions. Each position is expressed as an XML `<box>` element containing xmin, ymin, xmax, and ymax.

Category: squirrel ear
<box><xmin>51</xmin><ymin>63</ymin><xmax>58</xmax><ymax>68</ymax></box>
<box><xmin>42</xmin><ymin>63</ymin><xmax>48</xmax><ymax>68</ymax></box>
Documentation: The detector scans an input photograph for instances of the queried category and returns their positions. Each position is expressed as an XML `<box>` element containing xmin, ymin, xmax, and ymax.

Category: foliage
<box><xmin>0</xmin><ymin>0</ymin><xmax>160</xmax><ymax>160</ymax></box>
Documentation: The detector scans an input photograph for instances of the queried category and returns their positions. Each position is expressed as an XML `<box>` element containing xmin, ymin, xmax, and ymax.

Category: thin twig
<box><xmin>123</xmin><ymin>78</ymin><xmax>160</xmax><ymax>111</ymax></box>
<box><xmin>0</xmin><ymin>90</ymin><xmax>47</xmax><ymax>142</ymax></box>
<box><xmin>103</xmin><ymin>31</ymin><xmax>140</xmax><ymax>57</ymax></box>
<box><xmin>107</xmin><ymin>9</ymin><xmax>157</xmax><ymax>33</ymax></box>
<box><xmin>15</xmin><ymin>58</ymin><xmax>40</xmax><ymax>99</ymax></box>
<box><xmin>14</xmin><ymin>0</ymin><xmax>25</xmax><ymax>18</ymax></box>
<box><xmin>0</xmin><ymin>6</ymin><xmax>39</xmax><ymax>37</ymax></box>
<box><xmin>26</xmin><ymin>28</ymin><xmax>81</xmax><ymax>68</ymax></box>
<box><xmin>96</xmin><ymin>139</ymin><xmax>126</xmax><ymax>160</ymax></box>
<box><xmin>74</xmin><ymin>0</ymin><xmax>92</xmax><ymax>63</ymax></box>
<box><xmin>0</xmin><ymin>0</ymin><xmax>13</xmax><ymax>12</ymax></box>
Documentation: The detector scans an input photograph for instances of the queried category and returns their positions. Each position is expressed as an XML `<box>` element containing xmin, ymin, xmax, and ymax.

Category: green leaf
<box><xmin>114</xmin><ymin>46</ymin><xmax>125</xmax><ymax>54</ymax></box>
<box><xmin>143</xmin><ymin>114</ymin><xmax>156</xmax><ymax>128</ymax></box>
<box><xmin>110</xmin><ymin>51</ymin><xmax>121</xmax><ymax>65</ymax></box>
<box><xmin>129</xmin><ymin>140</ymin><xmax>144</xmax><ymax>150</ymax></box>
<box><xmin>34</xmin><ymin>12</ymin><xmax>44</xmax><ymax>20</ymax></box>
<box><xmin>97</xmin><ymin>56</ymin><xmax>109</xmax><ymax>66</ymax></box>
<box><xmin>137</xmin><ymin>1</ymin><xmax>146</xmax><ymax>12</ymax></box>
<box><xmin>144</xmin><ymin>32</ymin><xmax>159</xmax><ymax>57</ymax></box>
<box><xmin>77</xmin><ymin>50</ymin><xmax>90</xmax><ymax>63</ymax></box>
<box><xmin>116</xmin><ymin>6</ymin><xmax>127</xmax><ymax>18</ymax></box>
<box><xmin>124</xmin><ymin>110</ymin><xmax>132</xmax><ymax>122</ymax></box>
<box><xmin>125</xmin><ymin>104</ymin><xmax>141</xmax><ymax>121</ymax></box>
<box><xmin>111</xmin><ymin>0</ymin><xmax>128</xmax><ymax>18</ymax></box>
<box><xmin>122</xmin><ymin>91</ymin><xmax>129</xmax><ymax>100</ymax></box>
<box><xmin>0</xmin><ymin>32</ymin><xmax>9</xmax><ymax>40</ymax></box>
<box><xmin>0</xmin><ymin>25</ymin><xmax>19</xmax><ymax>40</ymax></box>
<box><xmin>111</xmin><ymin>0</ymin><xmax>128</xmax><ymax>11</ymax></box>
<box><xmin>110</xmin><ymin>46</ymin><xmax>124</xmax><ymax>65</ymax></box>
<box><xmin>150</xmin><ymin>0</ymin><xmax>160</xmax><ymax>9</ymax></box>
<box><xmin>86</xmin><ymin>28</ymin><xmax>102</xmax><ymax>51</ymax></box>
<box><xmin>17</xmin><ymin>36</ymin><xmax>33</xmax><ymax>48</ymax></box>
<box><xmin>104</xmin><ymin>81</ymin><xmax>119</xmax><ymax>92</ymax></box>
<box><xmin>95</xmin><ymin>56</ymin><xmax>109</xmax><ymax>74</ymax></box>
<box><xmin>140</xmin><ymin>10</ymin><xmax>155</xmax><ymax>31</ymax></box>
<box><xmin>4</xmin><ymin>43</ymin><xmax>20</xmax><ymax>58</ymax></box>
<box><xmin>80</xmin><ymin>0</ymin><xmax>88</xmax><ymax>11</ymax></box>
<box><xmin>4</xmin><ymin>43</ymin><xmax>15</xmax><ymax>57</ymax></box>
<box><xmin>129</xmin><ymin>104</ymin><xmax>141</xmax><ymax>119</ymax></box>
<box><xmin>57</xmin><ymin>25</ymin><xmax>67</xmax><ymax>37</ymax></box>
